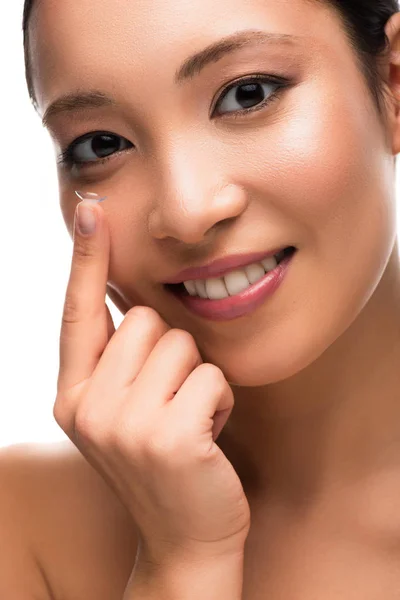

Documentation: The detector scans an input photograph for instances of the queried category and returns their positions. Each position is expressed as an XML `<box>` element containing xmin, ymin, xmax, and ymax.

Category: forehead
<box><xmin>29</xmin><ymin>0</ymin><xmax>342</xmax><ymax>111</ymax></box>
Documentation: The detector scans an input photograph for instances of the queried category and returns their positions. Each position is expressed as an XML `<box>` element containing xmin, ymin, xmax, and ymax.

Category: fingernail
<box><xmin>76</xmin><ymin>201</ymin><xmax>97</xmax><ymax>236</ymax></box>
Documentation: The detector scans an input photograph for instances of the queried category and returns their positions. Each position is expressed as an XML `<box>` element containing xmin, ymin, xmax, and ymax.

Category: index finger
<box><xmin>57</xmin><ymin>199</ymin><xmax>113</xmax><ymax>394</ymax></box>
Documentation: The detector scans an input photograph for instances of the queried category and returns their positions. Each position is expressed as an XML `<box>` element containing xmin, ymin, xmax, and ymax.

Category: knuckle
<box><xmin>53</xmin><ymin>391</ymin><xmax>77</xmax><ymax>433</ymax></box>
<box><xmin>126</xmin><ymin>305</ymin><xmax>156</xmax><ymax>320</ymax></box>
<box><xmin>53</xmin><ymin>396</ymin><xmax>68</xmax><ymax>430</ymax></box>
<box><xmin>62</xmin><ymin>292</ymin><xmax>81</xmax><ymax>325</ymax></box>
<box><xmin>73</xmin><ymin>236</ymin><xmax>97</xmax><ymax>261</ymax></box>
<box><xmin>125</xmin><ymin>306</ymin><xmax>168</xmax><ymax>332</ymax></box>
<box><xmin>198</xmin><ymin>363</ymin><xmax>226</xmax><ymax>390</ymax></box>
<box><xmin>166</xmin><ymin>328</ymin><xmax>198</xmax><ymax>352</ymax></box>
<box><xmin>73</xmin><ymin>406</ymin><xmax>103</xmax><ymax>443</ymax></box>
<box><xmin>197</xmin><ymin>362</ymin><xmax>223</xmax><ymax>378</ymax></box>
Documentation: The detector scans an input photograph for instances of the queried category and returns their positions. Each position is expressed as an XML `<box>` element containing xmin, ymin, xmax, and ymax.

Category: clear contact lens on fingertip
<box><xmin>74</xmin><ymin>190</ymin><xmax>107</xmax><ymax>203</ymax></box>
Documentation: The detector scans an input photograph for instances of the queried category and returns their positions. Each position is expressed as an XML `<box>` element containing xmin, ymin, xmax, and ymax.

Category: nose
<box><xmin>148</xmin><ymin>155</ymin><xmax>249</xmax><ymax>244</ymax></box>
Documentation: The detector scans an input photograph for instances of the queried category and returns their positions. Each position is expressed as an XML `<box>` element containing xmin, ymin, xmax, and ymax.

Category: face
<box><xmin>29</xmin><ymin>0</ymin><xmax>398</xmax><ymax>387</ymax></box>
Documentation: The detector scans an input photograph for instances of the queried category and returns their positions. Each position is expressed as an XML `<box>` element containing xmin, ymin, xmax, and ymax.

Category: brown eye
<box><xmin>71</xmin><ymin>133</ymin><xmax>132</xmax><ymax>162</ymax></box>
<box><xmin>212</xmin><ymin>74</ymin><xmax>290</xmax><ymax>118</ymax></box>
<box><xmin>58</xmin><ymin>131</ymin><xmax>134</xmax><ymax>169</ymax></box>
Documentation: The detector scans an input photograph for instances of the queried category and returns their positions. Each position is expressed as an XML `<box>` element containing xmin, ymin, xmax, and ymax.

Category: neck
<box><xmin>219</xmin><ymin>242</ymin><xmax>400</xmax><ymax>510</ymax></box>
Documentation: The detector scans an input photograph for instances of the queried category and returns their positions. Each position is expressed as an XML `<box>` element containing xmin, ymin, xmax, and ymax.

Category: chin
<box><xmin>195</xmin><ymin>306</ymin><xmax>359</xmax><ymax>388</ymax></box>
<box><xmin>197</xmin><ymin>335</ymin><xmax>317</xmax><ymax>387</ymax></box>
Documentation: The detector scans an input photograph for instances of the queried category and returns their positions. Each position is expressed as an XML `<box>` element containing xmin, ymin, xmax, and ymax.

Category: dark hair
<box><xmin>23</xmin><ymin>0</ymin><xmax>399</xmax><ymax>121</ymax></box>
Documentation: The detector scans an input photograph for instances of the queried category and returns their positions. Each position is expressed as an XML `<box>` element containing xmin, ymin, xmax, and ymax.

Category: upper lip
<box><xmin>162</xmin><ymin>247</ymin><xmax>290</xmax><ymax>284</ymax></box>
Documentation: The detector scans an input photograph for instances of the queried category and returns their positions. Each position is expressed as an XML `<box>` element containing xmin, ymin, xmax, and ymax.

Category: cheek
<box><xmin>286</xmin><ymin>93</ymin><xmax>395</xmax><ymax>293</ymax></box>
<box><xmin>248</xmin><ymin>79</ymin><xmax>396</xmax><ymax>287</ymax></box>
<box><xmin>264</xmin><ymin>93</ymin><xmax>385</xmax><ymax>238</ymax></box>
<box><xmin>190</xmin><ymin>93</ymin><xmax>396</xmax><ymax>385</ymax></box>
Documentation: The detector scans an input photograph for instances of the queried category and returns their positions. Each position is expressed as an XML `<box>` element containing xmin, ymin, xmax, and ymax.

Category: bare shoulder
<box><xmin>0</xmin><ymin>443</ymin><xmax>53</xmax><ymax>599</ymax></box>
<box><xmin>0</xmin><ymin>441</ymin><xmax>138</xmax><ymax>600</ymax></box>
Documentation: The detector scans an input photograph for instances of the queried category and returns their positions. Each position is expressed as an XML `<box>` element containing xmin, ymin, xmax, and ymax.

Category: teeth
<box><xmin>245</xmin><ymin>262</ymin><xmax>265</xmax><ymax>284</ymax></box>
<box><xmin>205</xmin><ymin>277</ymin><xmax>229</xmax><ymax>300</ymax></box>
<box><xmin>261</xmin><ymin>256</ymin><xmax>279</xmax><ymax>271</ymax></box>
<box><xmin>183</xmin><ymin>256</ymin><xmax>279</xmax><ymax>299</ymax></box>
<box><xmin>194</xmin><ymin>280</ymin><xmax>208</xmax><ymax>299</ymax></box>
<box><xmin>183</xmin><ymin>280</ymin><xmax>197</xmax><ymax>296</ymax></box>
<box><xmin>224</xmin><ymin>270</ymin><xmax>250</xmax><ymax>296</ymax></box>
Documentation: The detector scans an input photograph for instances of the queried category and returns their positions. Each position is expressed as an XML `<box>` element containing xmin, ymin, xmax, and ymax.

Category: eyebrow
<box><xmin>175</xmin><ymin>29</ymin><xmax>300</xmax><ymax>83</ymax></box>
<box><xmin>41</xmin><ymin>29</ymin><xmax>301</xmax><ymax>129</ymax></box>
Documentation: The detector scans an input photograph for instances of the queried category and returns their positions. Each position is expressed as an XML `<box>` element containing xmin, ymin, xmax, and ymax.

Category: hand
<box><xmin>53</xmin><ymin>200</ymin><xmax>251</xmax><ymax>566</ymax></box>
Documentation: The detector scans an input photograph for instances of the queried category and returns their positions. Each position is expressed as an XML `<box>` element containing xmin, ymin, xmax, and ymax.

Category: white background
<box><xmin>1</xmin><ymin>2</ymin><xmax>400</xmax><ymax>450</ymax></box>
<box><xmin>0</xmin><ymin>1</ymin><xmax>124</xmax><ymax>449</ymax></box>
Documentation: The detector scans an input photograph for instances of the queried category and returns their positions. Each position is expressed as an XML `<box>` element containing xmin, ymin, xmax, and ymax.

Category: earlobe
<box><xmin>384</xmin><ymin>13</ymin><xmax>400</xmax><ymax>96</ymax></box>
<box><xmin>382</xmin><ymin>13</ymin><xmax>400</xmax><ymax>155</ymax></box>
<box><xmin>387</xmin><ymin>52</ymin><xmax>400</xmax><ymax>155</ymax></box>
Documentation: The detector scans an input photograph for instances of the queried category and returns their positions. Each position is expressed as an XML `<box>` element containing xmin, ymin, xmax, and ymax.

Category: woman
<box><xmin>4</xmin><ymin>0</ymin><xmax>400</xmax><ymax>597</ymax></box>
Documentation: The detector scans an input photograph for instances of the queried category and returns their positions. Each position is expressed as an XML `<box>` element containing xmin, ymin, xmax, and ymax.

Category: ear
<box><xmin>382</xmin><ymin>12</ymin><xmax>400</xmax><ymax>156</ymax></box>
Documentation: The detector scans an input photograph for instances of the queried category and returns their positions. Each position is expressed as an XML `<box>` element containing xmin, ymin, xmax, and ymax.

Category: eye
<box><xmin>57</xmin><ymin>131</ymin><xmax>134</xmax><ymax>169</ymax></box>
<box><xmin>212</xmin><ymin>75</ymin><xmax>288</xmax><ymax>118</ymax></box>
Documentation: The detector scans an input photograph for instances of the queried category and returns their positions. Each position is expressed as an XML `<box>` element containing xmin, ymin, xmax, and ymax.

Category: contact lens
<box><xmin>74</xmin><ymin>190</ymin><xmax>107</xmax><ymax>203</ymax></box>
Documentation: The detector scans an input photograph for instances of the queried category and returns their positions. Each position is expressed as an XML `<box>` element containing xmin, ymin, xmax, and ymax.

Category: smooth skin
<box><xmin>57</xmin><ymin>202</ymin><xmax>251</xmax><ymax>561</ymax></box>
<box><xmin>7</xmin><ymin>0</ymin><xmax>400</xmax><ymax>597</ymax></box>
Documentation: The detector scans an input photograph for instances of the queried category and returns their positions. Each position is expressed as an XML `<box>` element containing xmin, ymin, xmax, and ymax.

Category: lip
<box><xmin>162</xmin><ymin>247</ymin><xmax>290</xmax><ymax>284</ymax></box>
<box><xmin>167</xmin><ymin>250</ymin><xmax>296</xmax><ymax>321</ymax></box>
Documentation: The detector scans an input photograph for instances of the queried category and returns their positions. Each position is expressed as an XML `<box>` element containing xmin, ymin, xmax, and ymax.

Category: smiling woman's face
<box><xmin>28</xmin><ymin>0</ymin><xmax>398</xmax><ymax>386</ymax></box>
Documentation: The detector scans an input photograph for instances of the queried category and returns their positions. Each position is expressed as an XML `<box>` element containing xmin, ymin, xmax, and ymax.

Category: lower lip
<box><xmin>168</xmin><ymin>250</ymin><xmax>296</xmax><ymax>321</ymax></box>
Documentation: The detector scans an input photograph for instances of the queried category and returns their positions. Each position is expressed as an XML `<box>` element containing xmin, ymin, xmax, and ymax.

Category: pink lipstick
<box><xmin>166</xmin><ymin>247</ymin><xmax>296</xmax><ymax>321</ymax></box>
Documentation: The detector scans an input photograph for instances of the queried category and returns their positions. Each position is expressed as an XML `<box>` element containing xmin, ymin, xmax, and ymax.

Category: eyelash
<box><xmin>57</xmin><ymin>74</ymin><xmax>291</xmax><ymax>171</ymax></box>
